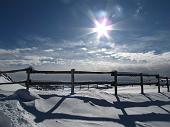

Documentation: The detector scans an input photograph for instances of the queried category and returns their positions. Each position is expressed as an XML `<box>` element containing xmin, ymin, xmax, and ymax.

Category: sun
<box><xmin>92</xmin><ymin>18</ymin><xmax>112</xmax><ymax>39</ymax></box>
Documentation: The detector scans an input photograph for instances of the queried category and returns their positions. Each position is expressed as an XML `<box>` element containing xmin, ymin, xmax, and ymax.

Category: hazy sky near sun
<box><xmin>0</xmin><ymin>0</ymin><xmax>170</xmax><ymax>75</ymax></box>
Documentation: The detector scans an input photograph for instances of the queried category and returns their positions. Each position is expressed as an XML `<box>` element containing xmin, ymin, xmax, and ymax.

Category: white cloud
<box><xmin>113</xmin><ymin>51</ymin><xmax>170</xmax><ymax>64</ymax></box>
<box><xmin>81</xmin><ymin>47</ymin><xmax>88</xmax><ymax>51</ymax></box>
<box><xmin>23</xmin><ymin>55</ymin><xmax>54</xmax><ymax>65</ymax></box>
<box><xmin>0</xmin><ymin>49</ymin><xmax>15</xmax><ymax>55</ymax></box>
<box><xmin>57</xmin><ymin>48</ymin><xmax>63</xmax><ymax>51</ymax></box>
<box><xmin>0</xmin><ymin>59</ymin><xmax>40</xmax><ymax>65</ymax></box>
<box><xmin>87</xmin><ymin>48</ymin><xmax>107</xmax><ymax>54</ymax></box>
<box><xmin>44</xmin><ymin>49</ymin><xmax>54</xmax><ymax>52</ymax></box>
<box><xmin>0</xmin><ymin>47</ymin><xmax>37</xmax><ymax>55</ymax></box>
<box><xmin>0</xmin><ymin>35</ymin><xmax>170</xmax><ymax>76</ymax></box>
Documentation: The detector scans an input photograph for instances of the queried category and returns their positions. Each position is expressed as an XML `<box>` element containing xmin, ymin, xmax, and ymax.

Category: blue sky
<box><xmin>0</xmin><ymin>0</ymin><xmax>170</xmax><ymax>75</ymax></box>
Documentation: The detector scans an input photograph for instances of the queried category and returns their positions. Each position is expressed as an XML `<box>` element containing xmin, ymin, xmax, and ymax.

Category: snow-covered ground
<box><xmin>0</xmin><ymin>75</ymin><xmax>170</xmax><ymax>127</ymax></box>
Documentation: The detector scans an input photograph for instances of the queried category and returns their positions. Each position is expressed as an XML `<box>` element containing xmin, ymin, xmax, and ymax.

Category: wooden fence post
<box><xmin>166</xmin><ymin>77</ymin><xmax>169</xmax><ymax>92</ymax></box>
<box><xmin>157</xmin><ymin>75</ymin><xmax>160</xmax><ymax>93</ymax></box>
<box><xmin>140</xmin><ymin>73</ymin><xmax>144</xmax><ymax>94</ymax></box>
<box><xmin>26</xmin><ymin>67</ymin><xmax>31</xmax><ymax>90</ymax></box>
<box><xmin>71</xmin><ymin>69</ymin><xmax>75</xmax><ymax>94</ymax></box>
<box><xmin>114</xmin><ymin>71</ymin><xmax>118</xmax><ymax>95</ymax></box>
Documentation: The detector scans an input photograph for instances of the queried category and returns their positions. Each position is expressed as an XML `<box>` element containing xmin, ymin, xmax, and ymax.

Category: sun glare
<box><xmin>93</xmin><ymin>18</ymin><xmax>112</xmax><ymax>39</ymax></box>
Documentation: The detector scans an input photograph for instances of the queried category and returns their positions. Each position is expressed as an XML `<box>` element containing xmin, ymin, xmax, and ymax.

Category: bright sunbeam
<box><xmin>76</xmin><ymin>10</ymin><xmax>116</xmax><ymax>40</ymax></box>
<box><xmin>92</xmin><ymin>18</ymin><xmax>113</xmax><ymax>39</ymax></box>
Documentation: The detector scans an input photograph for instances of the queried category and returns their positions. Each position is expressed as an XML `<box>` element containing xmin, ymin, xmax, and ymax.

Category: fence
<box><xmin>0</xmin><ymin>67</ymin><xmax>170</xmax><ymax>95</ymax></box>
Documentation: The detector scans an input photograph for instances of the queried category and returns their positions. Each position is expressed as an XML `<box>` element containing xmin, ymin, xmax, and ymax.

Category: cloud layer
<box><xmin>0</xmin><ymin>33</ymin><xmax>170</xmax><ymax>76</ymax></box>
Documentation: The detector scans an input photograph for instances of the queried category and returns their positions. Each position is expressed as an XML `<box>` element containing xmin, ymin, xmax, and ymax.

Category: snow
<box><xmin>0</xmin><ymin>111</ymin><xmax>11</xmax><ymax>127</ymax></box>
<box><xmin>0</xmin><ymin>76</ymin><xmax>25</xmax><ymax>91</ymax></box>
<box><xmin>0</xmin><ymin>75</ymin><xmax>170</xmax><ymax>127</ymax></box>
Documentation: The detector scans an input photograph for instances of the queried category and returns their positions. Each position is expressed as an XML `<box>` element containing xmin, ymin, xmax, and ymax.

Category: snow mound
<box><xmin>14</xmin><ymin>89</ymin><xmax>39</xmax><ymax>102</ymax></box>
<box><xmin>16</xmin><ymin>89</ymin><xmax>170</xmax><ymax>127</ymax></box>
<box><xmin>0</xmin><ymin>76</ymin><xmax>25</xmax><ymax>91</ymax></box>
<box><xmin>0</xmin><ymin>111</ymin><xmax>12</xmax><ymax>127</ymax></box>
<box><xmin>0</xmin><ymin>73</ymin><xmax>170</xmax><ymax>127</ymax></box>
<box><xmin>0</xmin><ymin>88</ymin><xmax>40</xmax><ymax>127</ymax></box>
<box><xmin>0</xmin><ymin>89</ymin><xmax>39</xmax><ymax>102</ymax></box>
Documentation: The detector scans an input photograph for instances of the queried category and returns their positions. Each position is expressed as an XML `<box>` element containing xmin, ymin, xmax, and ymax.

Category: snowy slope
<box><xmin>0</xmin><ymin>75</ymin><xmax>25</xmax><ymax>91</ymax></box>
<box><xmin>0</xmin><ymin>76</ymin><xmax>38</xmax><ymax>127</ymax></box>
<box><xmin>0</xmin><ymin>75</ymin><xmax>170</xmax><ymax>127</ymax></box>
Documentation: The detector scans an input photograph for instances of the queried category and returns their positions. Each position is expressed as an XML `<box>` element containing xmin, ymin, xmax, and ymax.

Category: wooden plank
<box><xmin>30</xmin><ymin>70</ymin><xmax>71</xmax><ymax>74</ymax></box>
<box><xmin>75</xmin><ymin>71</ymin><xmax>111</xmax><ymax>74</ymax></box>
<box><xmin>157</xmin><ymin>75</ymin><xmax>161</xmax><ymax>93</ymax></box>
<box><xmin>0</xmin><ymin>81</ymin><xmax>26</xmax><ymax>85</ymax></box>
<box><xmin>0</xmin><ymin>68</ymin><xmax>27</xmax><ymax>73</ymax></box>
<box><xmin>117</xmin><ymin>82</ymin><xmax>141</xmax><ymax>86</ymax></box>
<box><xmin>142</xmin><ymin>74</ymin><xmax>158</xmax><ymax>77</ymax></box>
<box><xmin>159</xmin><ymin>76</ymin><xmax>170</xmax><ymax>79</ymax></box>
<box><xmin>31</xmin><ymin>70</ymin><xmax>112</xmax><ymax>74</ymax></box>
<box><xmin>117</xmin><ymin>72</ymin><xmax>157</xmax><ymax>77</ymax></box>
<box><xmin>166</xmin><ymin>77</ymin><xmax>169</xmax><ymax>92</ymax></box>
<box><xmin>114</xmin><ymin>71</ymin><xmax>118</xmax><ymax>95</ymax></box>
<box><xmin>71</xmin><ymin>69</ymin><xmax>75</xmax><ymax>94</ymax></box>
<box><xmin>0</xmin><ymin>68</ymin><xmax>160</xmax><ymax>77</ymax></box>
<box><xmin>26</xmin><ymin>68</ymin><xmax>31</xmax><ymax>90</ymax></box>
<box><xmin>117</xmin><ymin>72</ymin><xmax>140</xmax><ymax>76</ymax></box>
<box><xmin>117</xmin><ymin>82</ymin><xmax>157</xmax><ymax>86</ymax></box>
<box><xmin>144</xmin><ymin>82</ymin><xmax>158</xmax><ymax>85</ymax></box>
<box><xmin>75</xmin><ymin>81</ymin><xmax>113</xmax><ymax>85</ymax></box>
<box><xmin>30</xmin><ymin>81</ymin><xmax>71</xmax><ymax>85</ymax></box>
<box><xmin>30</xmin><ymin>81</ymin><xmax>113</xmax><ymax>85</ymax></box>
<box><xmin>30</xmin><ymin>71</ymin><xmax>159</xmax><ymax>77</ymax></box>
<box><xmin>140</xmin><ymin>73</ymin><xmax>144</xmax><ymax>94</ymax></box>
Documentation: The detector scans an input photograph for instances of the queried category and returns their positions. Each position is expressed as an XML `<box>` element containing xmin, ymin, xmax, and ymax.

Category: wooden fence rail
<box><xmin>0</xmin><ymin>67</ymin><xmax>170</xmax><ymax>95</ymax></box>
<box><xmin>0</xmin><ymin>68</ymin><xmax>28</xmax><ymax>73</ymax></box>
<box><xmin>0</xmin><ymin>80</ymin><xmax>26</xmax><ymax>85</ymax></box>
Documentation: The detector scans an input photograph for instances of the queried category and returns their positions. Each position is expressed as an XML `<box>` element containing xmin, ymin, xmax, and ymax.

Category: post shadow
<box><xmin>114</xmin><ymin>95</ymin><xmax>136</xmax><ymax>127</ymax></box>
<box><xmin>143</xmin><ymin>93</ymin><xmax>170</xmax><ymax>114</ymax></box>
<box><xmin>1</xmin><ymin>92</ymin><xmax>170</xmax><ymax>127</ymax></box>
<box><xmin>114</xmin><ymin>94</ymin><xmax>170</xmax><ymax>127</ymax></box>
<box><xmin>0</xmin><ymin>94</ymin><xmax>6</xmax><ymax>98</ymax></box>
<box><xmin>19</xmin><ymin>94</ymin><xmax>119</xmax><ymax>123</ymax></box>
<box><xmin>38</xmin><ymin>94</ymin><xmax>114</xmax><ymax>107</ymax></box>
<box><xmin>160</xmin><ymin>92</ymin><xmax>170</xmax><ymax>99</ymax></box>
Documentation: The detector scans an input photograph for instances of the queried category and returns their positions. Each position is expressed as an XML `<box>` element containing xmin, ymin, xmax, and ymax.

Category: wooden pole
<box><xmin>157</xmin><ymin>75</ymin><xmax>160</xmax><ymax>93</ymax></box>
<box><xmin>140</xmin><ymin>73</ymin><xmax>144</xmax><ymax>94</ymax></box>
<box><xmin>166</xmin><ymin>77</ymin><xmax>169</xmax><ymax>92</ymax></box>
<box><xmin>71</xmin><ymin>69</ymin><xmax>75</xmax><ymax>94</ymax></box>
<box><xmin>26</xmin><ymin>68</ymin><xmax>31</xmax><ymax>90</ymax></box>
<box><xmin>114</xmin><ymin>71</ymin><xmax>118</xmax><ymax>95</ymax></box>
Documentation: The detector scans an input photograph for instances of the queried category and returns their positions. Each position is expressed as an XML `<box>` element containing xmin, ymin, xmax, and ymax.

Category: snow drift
<box><xmin>0</xmin><ymin>75</ymin><xmax>170</xmax><ymax>127</ymax></box>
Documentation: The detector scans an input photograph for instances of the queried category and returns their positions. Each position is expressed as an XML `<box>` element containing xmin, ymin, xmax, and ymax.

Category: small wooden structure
<box><xmin>0</xmin><ymin>67</ymin><xmax>170</xmax><ymax>95</ymax></box>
